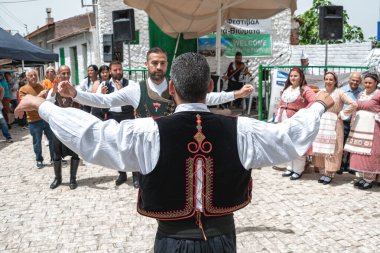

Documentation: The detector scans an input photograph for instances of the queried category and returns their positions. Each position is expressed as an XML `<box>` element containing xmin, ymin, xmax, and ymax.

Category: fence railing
<box><xmin>123</xmin><ymin>68</ymin><xmax>148</xmax><ymax>82</ymax></box>
<box><xmin>258</xmin><ymin>65</ymin><xmax>370</xmax><ymax>120</ymax></box>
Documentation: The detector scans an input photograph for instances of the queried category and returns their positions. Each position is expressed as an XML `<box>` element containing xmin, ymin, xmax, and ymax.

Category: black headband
<box><xmin>364</xmin><ymin>72</ymin><xmax>379</xmax><ymax>83</ymax></box>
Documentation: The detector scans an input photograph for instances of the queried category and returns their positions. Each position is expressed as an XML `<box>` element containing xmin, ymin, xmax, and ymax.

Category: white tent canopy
<box><xmin>124</xmin><ymin>0</ymin><xmax>297</xmax><ymax>90</ymax></box>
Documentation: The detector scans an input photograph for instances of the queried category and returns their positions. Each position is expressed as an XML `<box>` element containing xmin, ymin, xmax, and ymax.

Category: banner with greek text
<box><xmin>198</xmin><ymin>19</ymin><xmax>272</xmax><ymax>57</ymax></box>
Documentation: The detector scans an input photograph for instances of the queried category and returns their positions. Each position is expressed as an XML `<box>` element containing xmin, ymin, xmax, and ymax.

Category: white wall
<box><xmin>53</xmin><ymin>31</ymin><xmax>95</xmax><ymax>85</ymax></box>
<box><xmin>96</xmin><ymin>0</ymin><xmax>150</xmax><ymax>68</ymax></box>
<box><xmin>288</xmin><ymin>42</ymin><xmax>373</xmax><ymax>67</ymax></box>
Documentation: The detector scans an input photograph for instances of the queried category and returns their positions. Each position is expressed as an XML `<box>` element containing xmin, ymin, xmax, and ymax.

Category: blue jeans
<box><xmin>0</xmin><ymin>113</ymin><xmax>11</xmax><ymax>139</ymax></box>
<box><xmin>29</xmin><ymin>120</ymin><xmax>54</xmax><ymax>162</ymax></box>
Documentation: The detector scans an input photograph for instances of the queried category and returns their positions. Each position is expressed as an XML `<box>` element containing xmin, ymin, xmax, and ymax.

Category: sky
<box><xmin>0</xmin><ymin>0</ymin><xmax>379</xmax><ymax>39</ymax></box>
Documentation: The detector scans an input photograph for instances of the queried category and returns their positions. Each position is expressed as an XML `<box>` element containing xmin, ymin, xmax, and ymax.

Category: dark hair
<box><xmin>170</xmin><ymin>52</ymin><xmax>210</xmax><ymax>102</ymax></box>
<box><xmin>324</xmin><ymin>71</ymin><xmax>338</xmax><ymax>87</ymax></box>
<box><xmin>364</xmin><ymin>72</ymin><xmax>379</xmax><ymax>83</ymax></box>
<box><xmin>109</xmin><ymin>61</ymin><xmax>122</xmax><ymax>69</ymax></box>
<box><xmin>146</xmin><ymin>47</ymin><xmax>167</xmax><ymax>61</ymax></box>
<box><xmin>98</xmin><ymin>65</ymin><xmax>110</xmax><ymax>80</ymax></box>
<box><xmin>88</xmin><ymin>64</ymin><xmax>98</xmax><ymax>72</ymax></box>
<box><xmin>4</xmin><ymin>72</ymin><xmax>11</xmax><ymax>77</ymax></box>
<box><xmin>235</xmin><ymin>52</ymin><xmax>242</xmax><ymax>57</ymax></box>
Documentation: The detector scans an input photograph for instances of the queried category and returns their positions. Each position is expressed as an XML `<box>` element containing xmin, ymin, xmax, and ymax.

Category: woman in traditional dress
<box><xmin>344</xmin><ymin>72</ymin><xmax>380</xmax><ymax>189</ymax></box>
<box><xmin>274</xmin><ymin>67</ymin><xmax>316</xmax><ymax>180</ymax></box>
<box><xmin>312</xmin><ymin>72</ymin><xmax>357</xmax><ymax>184</ymax></box>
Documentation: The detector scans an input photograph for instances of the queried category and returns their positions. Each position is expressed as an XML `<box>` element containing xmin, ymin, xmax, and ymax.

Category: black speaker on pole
<box><xmin>103</xmin><ymin>34</ymin><xmax>113</xmax><ymax>62</ymax></box>
<box><xmin>112</xmin><ymin>9</ymin><xmax>135</xmax><ymax>42</ymax></box>
<box><xmin>103</xmin><ymin>34</ymin><xmax>124</xmax><ymax>62</ymax></box>
<box><xmin>319</xmin><ymin>6</ymin><xmax>343</xmax><ymax>40</ymax></box>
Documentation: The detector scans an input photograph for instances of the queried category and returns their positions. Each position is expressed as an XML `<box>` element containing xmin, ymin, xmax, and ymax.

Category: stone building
<box><xmin>26</xmin><ymin>10</ymin><xmax>96</xmax><ymax>85</ymax></box>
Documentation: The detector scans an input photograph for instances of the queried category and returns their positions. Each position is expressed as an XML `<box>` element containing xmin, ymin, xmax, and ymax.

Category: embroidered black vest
<box><xmin>105</xmin><ymin>78</ymin><xmax>134</xmax><ymax>119</ymax></box>
<box><xmin>135</xmin><ymin>80</ymin><xmax>175</xmax><ymax>118</ymax></box>
<box><xmin>137</xmin><ymin>112</ymin><xmax>252</xmax><ymax>220</ymax></box>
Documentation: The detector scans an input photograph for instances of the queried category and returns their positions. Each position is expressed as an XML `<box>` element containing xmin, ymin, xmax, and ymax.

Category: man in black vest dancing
<box><xmin>49</xmin><ymin>48</ymin><xmax>254</xmax><ymax>189</ymax></box>
<box><xmin>16</xmin><ymin>52</ymin><xmax>334</xmax><ymax>253</ymax></box>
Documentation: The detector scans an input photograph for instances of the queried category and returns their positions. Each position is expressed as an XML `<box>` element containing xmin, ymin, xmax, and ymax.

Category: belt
<box><xmin>157</xmin><ymin>213</ymin><xmax>235</xmax><ymax>240</ymax></box>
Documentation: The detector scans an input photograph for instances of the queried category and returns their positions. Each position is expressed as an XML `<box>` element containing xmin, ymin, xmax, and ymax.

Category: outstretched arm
<box><xmin>15</xmin><ymin>95</ymin><xmax>158</xmax><ymax>174</ymax></box>
<box><xmin>238</xmin><ymin>91</ymin><xmax>334</xmax><ymax>169</ymax></box>
<box><xmin>206</xmin><ymin>84</ymin><xmax>254</xmax><ymax>106</ymax></box>
<box><xmin>58</xmin><ymin>80</ymin><xmax>141</xmax><ymax>109</ymax></box>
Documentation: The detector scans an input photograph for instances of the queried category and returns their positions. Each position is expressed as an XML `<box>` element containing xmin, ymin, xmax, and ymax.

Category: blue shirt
<box><xmin>0</xmin><ymin>79</ymin><xmax>10</xmax><ymax>98</ymax></box>
<box><xmin>341</xmin><ymin>84</ymin><xmax>363</xmax><ymax>121</ymax></box>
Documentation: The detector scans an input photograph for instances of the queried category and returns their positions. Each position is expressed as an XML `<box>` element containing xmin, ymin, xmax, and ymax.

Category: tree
<box><xmin>297</xmin><ymin>0</ymin><xmax>364</xmax><ymax>44</ymax></box>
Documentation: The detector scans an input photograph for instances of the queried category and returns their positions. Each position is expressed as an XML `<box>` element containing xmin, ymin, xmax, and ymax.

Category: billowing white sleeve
<box><xmin>73</xmin><ymin>81</ymin><xmax>141</xmax><ymax>109</ymax></box>
<box><xmin>38</xmin><ymin>101</ymin><xmax>160</xmax><ymax>174</ymax></box>
<box><xmin>206</xmin><ymin>91</ymin><xmax>235</xmax><ymax>106</ymax></box>
<box><xmin>237</xmin><ymin>103</ymin><xmax>325</xmax><ymax>169</ymax></box>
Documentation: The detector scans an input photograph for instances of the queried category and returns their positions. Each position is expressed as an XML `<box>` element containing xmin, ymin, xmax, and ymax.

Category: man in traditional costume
<box><xmin>15</xmin><ymin>53</ymin><xmax>333</xmax><ymax>253</ymax></box>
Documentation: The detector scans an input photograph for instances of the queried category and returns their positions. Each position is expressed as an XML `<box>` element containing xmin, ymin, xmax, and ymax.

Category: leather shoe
<box><xmin>354</xmin><ymin>179</ymin><xmax>365</xmax><ymax>187</ymax></box>
<box><xmin>50</xmin><ymin>178</ymin><xmax>62</xmax><ymax>189</ymax></box>
<box><xmin>282</xmin><ymin>170</ymin><xmax>293</xmax><ymax>177</ymax></box>
<box><xmin>323</xmin><ymin>176</ymin><xmax>332</xmax><ymax>185</ymax></box>
<box><xmin>290</xmin><ymin>172</ymin><xmax>302</xmax><ymax>180</ymax></box>
<box><xmin>318</xmin><ymin>176</ymin><xmax>326</xmax><ymax>183</ymax></box>
<box><xmin>358</xmin><ymin>181</ymin><xmax>373</xmax><ymax>190</ymax></box>
<box><xmin>115</xmin><ymin>172</ymin><xmax>127</xmax><ymax>186</ymax></box>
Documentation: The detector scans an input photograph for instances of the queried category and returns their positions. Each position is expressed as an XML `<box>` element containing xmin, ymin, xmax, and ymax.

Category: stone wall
<box><xmin>96</xmin><ymin>0</ymin><xmax>149</xmax><ymax>68</ymax></box>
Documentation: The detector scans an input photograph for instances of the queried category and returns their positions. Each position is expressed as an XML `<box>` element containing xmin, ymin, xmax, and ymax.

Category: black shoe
<box><xmin>318</xmin><ymin>176</ymin><xmax>326</xmax><ymax>183</ymax></box>
<box><xmin>50</xmin><ymin>178</ymin><xmax>62</xmax><ymax>189</ymax></box>
<box><xmin>115</xmin><ymin>172</ymin><xmax>127</xmax><ymax>186</ymax></box>
<box><xmin>354</xmin><ymin>179</ymin><xmax>365</xmax><ymax>187</ymax></box>
<box><xmin>336</xmin><ymin>169</ymin><xmax>343</xmax><ymax>175</ymax></box>
<box><xmin>348</xmin><ymin>169</ymin><xmax>355</xmax><ymax>175</ymax></box>
<box><xmin>50</xmin><ymin>161</ymin><xmax>62</xmax><ymax>189</ymax></box>
<box><xmin>358</xmin><ymin>181</ymin><xmax>373</xmax><ymax>190</ymax></box>
<box><xmin>282</xmin><ymin>170</ymin><xmax>293</xmax><ymax>177</ymax></box>
<box><xmin>132</xmin><ymin>172</ymin><xmax>140</xmax><ymax>189</ymax></box>
<box><xmin>290</xmin><ymin>172</ymin><xmax>302</xmax><ymax>180</ymax></box>
<box><xmin>323</xmin><ymin>176</ymin><xmax>332</xmax><ymax>185</ymax></box>
<box><xmin>69</xmin><ymin>158</ymin><xmax>80</xmax><ymax>190</ymax></box>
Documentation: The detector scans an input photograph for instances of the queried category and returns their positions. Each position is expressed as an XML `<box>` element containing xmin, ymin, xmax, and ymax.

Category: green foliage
<box><xmin>297</xmin><ymin>0</ymin><xmax>364</xmax><ymax>44</ymax></box>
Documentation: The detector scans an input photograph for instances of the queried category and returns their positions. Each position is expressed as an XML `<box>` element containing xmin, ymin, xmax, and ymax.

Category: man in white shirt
<box><xmin>15</xmin><ymin>52</ymin><xmax>334</xmax><ymax>253</ymax></box>
<box><xmin>57</xmin><ymin>47</ymin><xmax>254</xmax><ymax>188</ymax></box>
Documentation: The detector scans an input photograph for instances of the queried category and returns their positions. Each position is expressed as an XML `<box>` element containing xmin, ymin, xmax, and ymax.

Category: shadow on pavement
<box><xmin>236</xmin><ymin>226</ymin><xmax>294</xmax><ymax>234</ymax></box>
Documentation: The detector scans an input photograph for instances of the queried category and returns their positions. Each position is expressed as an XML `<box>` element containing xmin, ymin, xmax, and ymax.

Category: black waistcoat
<box><xmin>137</xmin><ymin>112</ymin><xmax>252</xmax><ymax>220</ymax></box>
<box><xmin>105</xmin><ymin>78</ymin><xmax>134</xmax><ymax>120</ymax></box>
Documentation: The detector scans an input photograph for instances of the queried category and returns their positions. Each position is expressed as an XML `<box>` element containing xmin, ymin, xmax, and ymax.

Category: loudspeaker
<box><xmin>112</xmin><ymin>9</ymin><xmax>135</xmax><ymax>42</ymax></box>
<box><xmin>103</xmin><ymin>34</ymin><xmax>113</xmax><ymax>62</ymax></box>
<box><xmin>319</xmin><ymin>6</ymin><xmax>343</xmax><ymax>40</ymax></box>
<box><xmin>103</xmin><ymin>34</ymin><xmax>124</xmax><ymax>62</ymax></box>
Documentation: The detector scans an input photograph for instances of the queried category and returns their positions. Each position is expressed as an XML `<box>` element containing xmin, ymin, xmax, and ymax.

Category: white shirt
<box><xmin>39</xmin><ymin>101</ymin><xmax>325</xmax><ymax>173</ymax></box>
<box><xmin>73</xmin><ymin>78</ymin><xmax>235</xmax><ymax>109</ymax></box>
<box><xmin>77</xmin><ymin>78</ymin><xmax>97</xmax><ymax>93</ymax></box>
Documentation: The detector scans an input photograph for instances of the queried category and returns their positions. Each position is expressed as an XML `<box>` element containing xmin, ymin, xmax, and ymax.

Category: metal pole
<box><xmin>324</xmin><ymin>41</ymin><xmax>328</xmax><ymax>73</ymax></box>
<box><xmin>216</xmin><ymin>0</ymin><xmax>222</xmax><ymax>92</ymax></box>
<box><xmin>173</xmin><ymin>33</ymin><xmax>180</xmax><ymax>62</ymax></box>
<box><xmin>258</xmin><ymin>64</ymin><xmax>263</xmax><ymax>120</ymax></box>
<box><xmin>128</xmin><ymin>42</ymin><xmax>131</xmax><ymax>69</ymax></box>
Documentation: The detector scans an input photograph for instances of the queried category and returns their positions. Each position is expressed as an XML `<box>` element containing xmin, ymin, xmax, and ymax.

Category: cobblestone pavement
<box><xmin>0</xmin><ymin>125</ymin><xmax>379</xmax><ymax>253</ymax></box>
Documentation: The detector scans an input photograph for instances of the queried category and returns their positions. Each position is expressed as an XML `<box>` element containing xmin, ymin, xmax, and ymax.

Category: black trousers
<box><xmin>154</xmin><ymin>215</ymin><xmax>236</xmax><ymax>253</ymax></box>
<box><xmin>154</xmin><ymin>230</ymin><xmax>236</xmax><ymax>253</ymax></box>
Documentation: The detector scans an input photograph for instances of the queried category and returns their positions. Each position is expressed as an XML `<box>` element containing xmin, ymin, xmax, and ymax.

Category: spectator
<box><xmin>18</xmin><ymin>69</ymin><xmax>54</xmax><ymax>168</ymax></box>
<box><xmin>312</xmin><ymin>72</ymin><xmax>357</xmax><ymax>185</ymax></box>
